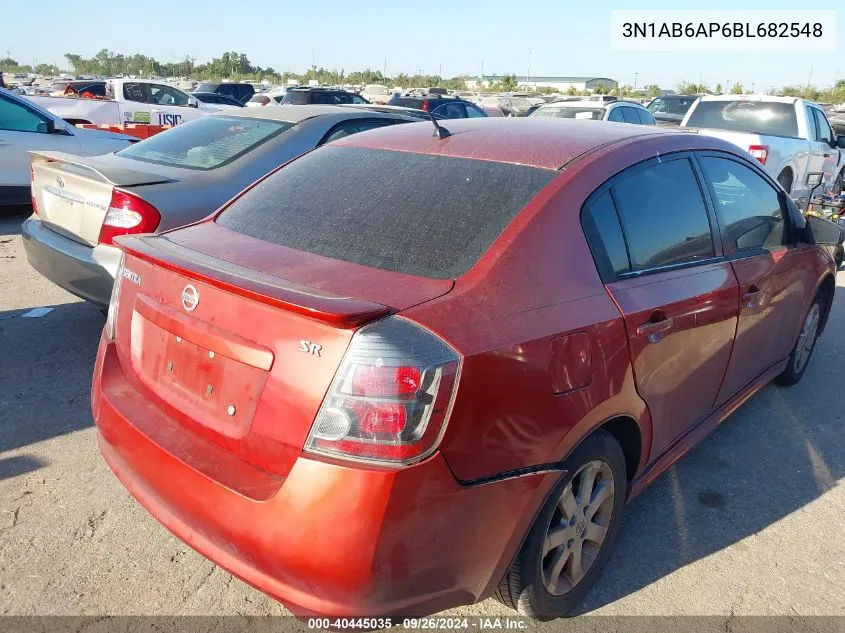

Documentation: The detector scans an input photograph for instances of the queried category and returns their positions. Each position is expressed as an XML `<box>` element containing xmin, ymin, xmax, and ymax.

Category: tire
<box><xmin>833</xmin><ymin>169</ymin><xmax>845</xmax><ymax>197</ymax></box>
<box><xmin>777</xmin><ymin>170</ymin><xmax>793</xmax><ymax>193</ymax></box>
<box><xmin>495</xmin><ymin>430</ymin><xmax>627</xmax><ymax>620</ymax></box>
<box><xmin>774</xmin><ymin>295</ymin><xmax>824</xmax><ymax>386</ymax></box>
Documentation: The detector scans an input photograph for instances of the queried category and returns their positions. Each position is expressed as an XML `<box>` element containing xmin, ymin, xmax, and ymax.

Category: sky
<box><xmin>3</xmin><ymin>0</ymin><xmax>842</xmax><ymax>91</ymax></box>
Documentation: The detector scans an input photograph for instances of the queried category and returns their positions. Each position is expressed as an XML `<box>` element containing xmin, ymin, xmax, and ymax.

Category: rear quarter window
<box><xmin>216</xmin><ymin>146</ymin><xmax>557</xmax><ymax>279</ymax></box>
<box><xmin>116</xmin><ymin>115</ymin><xmax>293</xmax><ymax>170</ymax></box>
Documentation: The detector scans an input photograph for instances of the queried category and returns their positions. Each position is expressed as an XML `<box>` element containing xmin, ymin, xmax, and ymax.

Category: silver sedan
<box><xmin>22</xmin><ymin>105</ymin><xmax>419</xmax><ymax>307</ymax></box>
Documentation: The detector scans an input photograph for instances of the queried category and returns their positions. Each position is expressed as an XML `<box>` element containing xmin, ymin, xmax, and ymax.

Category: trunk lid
<box><xmin>112</xmin><ymin>224</ymin><xmax>453</xmax><ymax>478</ymax></box>
<box><xmin>31</xmin><ymin>151</ymin><xmax>173</xmax><ymax>246</ymax></box>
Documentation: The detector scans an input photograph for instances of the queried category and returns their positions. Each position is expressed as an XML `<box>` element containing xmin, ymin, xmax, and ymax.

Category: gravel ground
<box><xmin>1</xmin><ymin>207</ymin><xmax>843</xmax><ymax>628</ymax></box>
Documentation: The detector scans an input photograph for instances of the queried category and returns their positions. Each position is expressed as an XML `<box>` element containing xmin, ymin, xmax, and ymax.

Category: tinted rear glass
<box><xmin>116</xmin><ymin>115</ymin><xmax>293</xmax><ymax>170</ymax></box>
<box><xmin>531</xmin><ymin>106</ymin><xmax>604</xmax><ymax>120</ymax></box>
<box><xmin>389</xmin><ymin>97</ymin><xmax>424</xmax><ymax>109</ymax></box>
<box><xmin>217</xmin><ymin>146</ymin><xmax>556</xmax><ymax>278</ymax></box>
<box><xmin>281</xmin><ymin>91</ymin><xmax>309</xmax><ymax>104</ymax></box>
<box><xmin>686</xmin><ymin>101</ymin><xmax>799</xmax><ymax>137</ymax></box>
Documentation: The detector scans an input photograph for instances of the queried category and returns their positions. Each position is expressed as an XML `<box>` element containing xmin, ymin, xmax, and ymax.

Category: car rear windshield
<box><xmin>280</xmin><ymin>91</ymin><xmax>309</xmax><ymax>104</ymax></box>
<box><xmin>685</xmin><ymin>100</ymin><xmax>799</xmax><ymax>137</ymax></box>
<box><xmin>388</xmin><ymin>97</ymin><xmax>424</xmax><ymax>109</ymax></box>
<box><xmin>216</xmin><ymin>146</ymin><xmax>557</xmax><ymax>279</ymax></box>
<box><xmin>116</xmin><ymin>115</ymin><xmax>293</xmax><ymax>170</ymax></box>
<box><xmin>532</xmin><ymin>106</ymin><xmax>604</xmax><ymax>120</ymax></box>
<box><xmin>195</xmin><ymin>83</ymin><xmax>218</xmax><ymax>92</ymax></box>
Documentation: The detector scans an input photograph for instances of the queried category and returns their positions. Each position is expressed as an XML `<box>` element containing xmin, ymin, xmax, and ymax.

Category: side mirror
<box><xmin>806</xmin><ymin>172</ymin><xmax>823</xmax><ymax>188</ymax></box>
<box><xmin>805</xmin><ymin>214</ymin><xmax>845</xmax><ymax>246</ymax></box>
<box><xmin>187</xmin><ymin>97</ymin><xmax>198</xmax><ymax>108</ymax></box>
<box><xmin>50</xmin><ymin>119</ymin><xmax>70</xmax><ymax>134</ymax></box>
<box><xmin>836</xmin><ymin>136</ymin><xmax>845</xmax><ymax>149</ymax></box>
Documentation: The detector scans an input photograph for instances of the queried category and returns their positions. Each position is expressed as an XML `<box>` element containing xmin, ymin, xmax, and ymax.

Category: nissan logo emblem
<box><xmin>56</xmin><ymin>176</ymin><xmax>65</xmax><ymax>188</ymax></box>
<box><xmin>181</xmin><ymin>285</ymin><xmax>199</xmax><ymax>312</ymax></box>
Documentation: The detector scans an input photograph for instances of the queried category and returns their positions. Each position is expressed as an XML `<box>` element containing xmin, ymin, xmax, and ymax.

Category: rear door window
<box><xmin>621</xmin><ymin>107</ymin><xmax>640</xmax><ymax>124</ymax></box>
<box><xmin>432</xmin><ymin>102</ymin><xmax>467</xmax><ymax>118</ymax></box>
<box><xmin>116</xmin><ymin>115</ymin><xmax>293</xmax><ymax>170</ymax></box>
<box><xmin>320</xmin><ymin>119</ymin><xmax>399</xmax><ymax>144</ymax></box>
<box><xmin>635</xmin><ymin>108</ymin><xmax>656</xmax><ymax>125</ymax></box>
<box><xmin>216</xmin><ymin>146</ymin><xmax>557</xmax><ymax>279</ymax></box>
<box><xmin>607</xmin><ymin>107</ymin><xmax>624</xmax><ymax>122</ymax></box>
<box><xmin>612</xmin><ymin>157</ymin><xmax>715</xmax><ymax>271</ymax></box>
<box><xmin>699</xmin><ymin>155</ymin><xmax>786</xmax><ymax>252</ymax></box>
<box><xmin>812</xmin><ymin>108</ymin><xmax>834</xmax><ymax>144</ymax></box>
<box><xmin>123</xmin><ymin>82</ymin><xmax>147</xmax><ymax>103</ymax></box>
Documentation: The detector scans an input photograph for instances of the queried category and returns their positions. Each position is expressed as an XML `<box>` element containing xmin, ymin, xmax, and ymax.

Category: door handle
<box><xmin>742</xmin><ymin>286</ymin><xmax>763</xmax><ymax>308</ymax></box>
<box><xmin>636</xmin><ymin>315</ymin><xmax>674</xmax><ymax>343</ymax></box>
<box><xmin>823</xmin><ymin>153</ymin><xmax>831</xmax><ymax>158</ymax></box>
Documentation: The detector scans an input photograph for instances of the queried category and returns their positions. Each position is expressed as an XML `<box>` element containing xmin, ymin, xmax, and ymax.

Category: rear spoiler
<box><xmin>116</xmin><ymin>234</ymin><xmax>393</xmax><ymax>328</ymax></box>
<box><xmin>29</xmin><ymin>151</ymin><xmax>175</xmax><ymax>187</ymax></box>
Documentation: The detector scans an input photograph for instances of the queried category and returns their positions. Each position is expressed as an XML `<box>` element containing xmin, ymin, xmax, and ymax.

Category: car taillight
<box><xmin>421</xmin><ymin>100</ymin><xmax>429</xmax><ymax>111</ymax></box>
<box><xmin>104</xmin><ymin>252</ymin><xmax>125</xmax><ymax>341</ymax></box>
<box><xmin>305</xmin><ymin>316</ymin><xmax>460</xmax><ymax>465</ymax></box>
<box><xmin>748</xmin><ymin>144</ymin><xmax>769</xmax><ymax>165</ymax></box>
<box><xmin>98</xmin><ymin>190</ymin><xmax>160</xmax><ymax>246</ymax></box>
<box><xmin>30</xmin><ymin>165</ymin><xmax>39</xmax><ymax>216</ymax></box>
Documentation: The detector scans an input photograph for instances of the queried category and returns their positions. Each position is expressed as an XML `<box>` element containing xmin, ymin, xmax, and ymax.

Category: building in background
<box><xmin>466</xmin><ymin>75</ymin><xmax>616</xmax><ymax>92</ymax></box>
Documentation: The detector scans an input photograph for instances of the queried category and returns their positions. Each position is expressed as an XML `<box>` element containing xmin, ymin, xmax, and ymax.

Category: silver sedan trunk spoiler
<box><xmin>29</xmin><ymin>151</ymin><xmax>176</xmax><ymax>187</ymax></box>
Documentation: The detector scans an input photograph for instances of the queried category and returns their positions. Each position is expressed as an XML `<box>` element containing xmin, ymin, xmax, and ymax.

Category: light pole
<box><xmin>527</xmin><ymin>48</ymin><xmax>532</xmax><ymax>86</ymax></box>
<box><xmin>634</xmin><ymin>72</ymin><xmax>638</xmax><ymax>90</ymax></box>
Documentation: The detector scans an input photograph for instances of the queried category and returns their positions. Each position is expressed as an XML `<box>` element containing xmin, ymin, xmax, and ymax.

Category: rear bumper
<box><xmin>21</xmin><ymin>216</ymin><xmax>121</xmax><ymax>307</ymax></box>
<box><xmin>91</xmin><ymin>337</ymin><xmax>555</xmax><ymax>617</ymax></box>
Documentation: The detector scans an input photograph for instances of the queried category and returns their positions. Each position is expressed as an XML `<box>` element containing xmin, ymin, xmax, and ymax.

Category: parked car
<box><xmin>681</xmin><ymin>95</ymin><xmax>845</xmax><ymax>197</ymax></box>
<box><xmin>193</xmin><ymin>82</ymin><xmax>255</xmax><ymax>105</ymax></box>
<box><xmin>281</xmin><ymin>88</ymin><xmax>369</xmax><ymax>106</ymax></box>
<box><xmin>586</xmin><ymin>95</ymin><xmax>619</xmax><ymax>103</ymax></box>
<box><xmin>191</xmin><ymin>92</ymin><xmax>245</xmax><ymax>109</ymax></box>
<box><xmin>27</xmin><ymin>79</ymin><xmax>218</xmax><ymax>127</ymax></box>
<box><xmin>387</xmin><ymin>94</ymin><xmax>488</xmax><ymax>118</ymax></box>
<box><xmin>0</xmin><ymin>89</ymin><xmax>134</xmax><ymax>206</ymax></box>
<box><xmin>23</xmin><ymin>105</ymin><xmax>418</xmax><ymax>305</ymax></box>
<box><xmin>477</xmin><ymin>95</ymin><xmax>506</xmax><ymax>116</ymax></box>
<box><xmin>530</xmin><ymin>100</ymin><xmax>656</xmax><ymax>125</ymax></box>
<box><xmin>336</xmin><ymin>103</ymin><xmax>447</xmax><ymax>121</ymax></box>
<box><xmin>645</xmin><ymin>94</ymin><xmax>699</xmax><ymax>126</ymax></box>
<box><xmin>360</xmin><ymin>84</ymin><xmax>391</xmax><ymax>104</ymax></box>
<box><xmin>90</xmin><ymin>117</ymin><xmax>837</xmax><ymax>620</ymax></box>
<box><xmin>499</xmin><ymin>96</ymin><xmax>536</xmax><ymax>117</ymax></box>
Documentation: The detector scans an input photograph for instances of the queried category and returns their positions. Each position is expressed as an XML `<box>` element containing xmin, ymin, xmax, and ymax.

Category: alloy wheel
<box><xmin>541</xmin><ymin>460</ymin><xmax>615</xmax><ymax>596</ymax></box>
<box><xmin>794</xmin><ymin>303</ymin><xmax>820</xmax><ymax>374</ymax></box>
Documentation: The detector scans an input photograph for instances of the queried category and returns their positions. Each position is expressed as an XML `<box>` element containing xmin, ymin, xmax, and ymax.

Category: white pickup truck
<box><xmin>680</xmin><ymin>95</ymin><xmax>845</xmax><ymax>199</ymax></box>
<box><xmin>25</xmin><ymin>78</ymin><xmax>219</xmax><ymax>127</ymax></box>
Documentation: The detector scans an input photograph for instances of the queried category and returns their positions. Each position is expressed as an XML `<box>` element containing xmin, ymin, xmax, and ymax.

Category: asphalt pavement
<box><xmin>1</xmin><ymin>207</ymin><xmax>843</xmax><ymax>627</ymax></box>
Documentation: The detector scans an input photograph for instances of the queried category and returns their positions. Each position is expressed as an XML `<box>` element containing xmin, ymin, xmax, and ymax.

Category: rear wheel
<box><xmin>833</xmin><ymin>169</ymin><xmax>845</xmax><ymax>197</ymax></box>
<box><xmin>775</xmin><ymin>296</ymin><xmax>823</xmax><ymax>386</ymax></box>
<box><xmin>777</xmin><ymin>169</ymin><xmax>793</xmax><ymax>193</ymax></box>
<box><xmin>495</xmin><ymin>430</ymin><xmax>627</xmax><ymax>620</ymax></box>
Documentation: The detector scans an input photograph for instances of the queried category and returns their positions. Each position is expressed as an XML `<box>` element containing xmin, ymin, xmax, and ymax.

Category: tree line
<box><xmin>2</xmin><ymin>51</ymin><xmax>845</xmax><ymax>102</ymax></box>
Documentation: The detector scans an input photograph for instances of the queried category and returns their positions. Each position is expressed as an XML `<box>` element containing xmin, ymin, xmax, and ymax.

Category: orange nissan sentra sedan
<box><xmin>91</xmin><ymin>118</ymin><xmax>838</xmax><ymax>619</ymax></box>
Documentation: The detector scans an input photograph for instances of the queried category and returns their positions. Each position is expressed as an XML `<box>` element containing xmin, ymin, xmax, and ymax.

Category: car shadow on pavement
<box><xmin>577</xmin><ymin>288</ymin><xmax>845</xmax><ymax>613</ymax></box>
<box><xmin>0</xmin><ymin>300</ymin><xmax>103</xmax><ymax>453</ymax></box>
<box><xmin>0</xmin><ymin>454</ymin><xmax>47</xmax><ymax>480</ymax></box>
<box><xmin>0</xmin><ymin>205</ymin><xmax>30</xmax><ymax>236</ymax></box>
